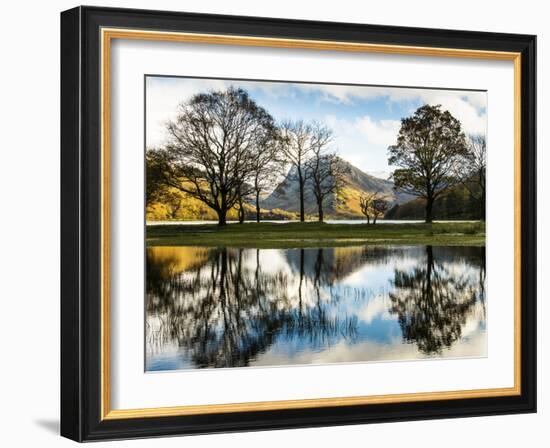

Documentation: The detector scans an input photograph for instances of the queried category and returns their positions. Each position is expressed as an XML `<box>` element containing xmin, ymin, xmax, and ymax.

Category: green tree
<box><xmin>388</xmin><ymin>246</ymin><xmax>482</xmax><ymax>354</ymax></box>
<box><xmin>388</xmin><ymin>105</ymin><xmax>468</xmax><ymax>223</ymax></box>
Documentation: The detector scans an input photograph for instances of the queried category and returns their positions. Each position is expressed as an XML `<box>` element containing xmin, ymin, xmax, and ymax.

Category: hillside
<box><xmin>146</xmin><ymin>185</ymin><xmax>300</xmax><ymax>222</ymax></box>
<box><xmin>146</xmin><ymin>158</ymin><xmax>417</xmax><ymax>221</ymax></box>
<box><xmin>263</xmin><ymin>158</ymin><xmax>413</xmax><ymax>219</ymax></box>
<box><xmin>385</xmin><ymin>183</ymin><xmax>483</xmax><ymax>220</ymax></box>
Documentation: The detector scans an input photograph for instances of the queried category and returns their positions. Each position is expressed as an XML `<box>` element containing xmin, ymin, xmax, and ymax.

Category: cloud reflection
<box><xmin>146</xmin><ymin>245</ymin><xmax>486</xmax><ymax>371</ymax></box>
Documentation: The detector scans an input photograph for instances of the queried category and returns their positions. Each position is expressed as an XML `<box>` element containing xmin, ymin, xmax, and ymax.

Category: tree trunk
<box><xmin>238</xmin><ymin>199</ymin><xmax>245</xmax><ymax>224</ymax></box>
<box><xmin>479</xmin><ymin>168</ymin><xmax>486</xmax><ymax>221</ymax></box>
<box><xmin>480</xmin><ymin>186</ymin><xmax>486</xmax><ymax>221</ymax></box>
<box><xmin>218</xmin><ymin>194</ymin><xmax>228</xmax><ymax>226</ymax></box>
<box><xmin>373</xmin><ymin>215</ymin><xmax>377</xmax><ymax>225</ymax></box>
<box><xmin>298</xmin><ymin>170</ymin><xmax>305</xmax><ymax>222</ymax></box>
<box><xmin>255</xmin><ymin>190</ymin><xmax>261</xmax><ymax>223</ymax></box>
<box><xmin>318</xmin><ymin>199</ymin><xmax>324</xmax><ymax>222</ymax></box>
<box><xmin>218</xmin><ymin>209</ymin><xmax>227</xmax><ymax>226</ymax></box>
<box><xmin>425</xmin><ymin>195</ymin><xmax>434</xmax><ymax>223</ymax></box>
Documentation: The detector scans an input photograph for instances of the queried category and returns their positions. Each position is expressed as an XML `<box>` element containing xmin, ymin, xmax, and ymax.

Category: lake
<box><xmin>145</xmin><ymin>245</ymin><xmax>486</xmax><ymax>371</ymax></box>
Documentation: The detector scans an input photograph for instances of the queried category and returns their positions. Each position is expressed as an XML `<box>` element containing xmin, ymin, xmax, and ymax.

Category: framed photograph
<box><xmin>61</xmin><ymin>6</ymin><xmax>536</xmax><ymax>441</ymax></box>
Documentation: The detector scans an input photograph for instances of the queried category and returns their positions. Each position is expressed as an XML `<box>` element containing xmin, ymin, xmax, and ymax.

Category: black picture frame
<box><xmin>61</xmin><ymin>5</ymin><xmax>536</xmax><ymax>442</ymax></box>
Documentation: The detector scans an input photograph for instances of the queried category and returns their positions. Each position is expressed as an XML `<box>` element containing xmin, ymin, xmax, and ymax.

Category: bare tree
<box><xmin>250</xmin><ymin>136</ymin><xmax>283</xmax><ymax>223</ymax></box>
<box><xmin>235</xmin><ymin>183</ymin><xmax>253</xmax><ymax>224</ymax></box>
<box><xmin>278</xmin><ymin>120</ymin><xmax>319</xmax><ymax>222</ymax></box>
<box><xmin>309</xmin><ymin>154</ymin><xmax>346</xmax><ymax>222</ymax></box>
<box><xmin>159</xmin><ymin>87</ymin><xmax>275</xmax><ymax>226</ymax></box>
<box><xmin>359</xmin><ymin>191</ymin><xmax>390</xmax><ymax>224</ymax></box>
<box><xmin>359</xmin><ymin>193</ymin><xmax>372</xmax><ymax>224</ymax></box>
<box><xmin>458</xmin><ymin>135</ymin><xmax>486</xmax><ymax>220</ymax></box>
<box><xmin>305</xmin><ymin>124</ymin><xmax>346</xmax><ymax>222</ymax></box>
<box><xmin>371</xmin><ymin>197</ymin><xmax>390</xmax><ymax>224</ymax></box>
<box><xmin>235</xmin><ymin>178</ymin><xmax>263</xmax><ymax>224</ymax></box>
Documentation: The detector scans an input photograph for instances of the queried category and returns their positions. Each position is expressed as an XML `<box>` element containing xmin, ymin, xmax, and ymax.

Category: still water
<box><xmin>146</xmin><ymin>245</ymin><xmax>486</xmax><ymax>371</ymax></box>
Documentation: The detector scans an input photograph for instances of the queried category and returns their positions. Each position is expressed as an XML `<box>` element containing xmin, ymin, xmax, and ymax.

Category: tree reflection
<box><xmin>146</xmin><ymin>246</ymin><xmax>359</xmax><ymax>368</ymax></box>
<box><xmin>146</xmin><ymin>244</ymin><xmax>487</xmax><ymax>370</ymax></box>
<box><xmin>388</xmin><ymin>246</ymin><xmax>486</xmax><ymax>354</ymax></box>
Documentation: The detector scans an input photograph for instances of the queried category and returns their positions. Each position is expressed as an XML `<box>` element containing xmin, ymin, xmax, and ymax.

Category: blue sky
<box><xmin>146</xmin><ymin>76</ymin><xmax>487</xmax><ymax>179</ymax></box>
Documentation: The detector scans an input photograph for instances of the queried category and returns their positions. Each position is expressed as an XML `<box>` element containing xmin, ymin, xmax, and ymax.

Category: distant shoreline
<box><xmin>146</xmin><ymin>221</ymin><xmax>485</xmax><ymax>248</ymax></box>
<box><xmin>146</xmin><ymin>219</ymin><xmax>480</xmax><ymax>226</ymax></box>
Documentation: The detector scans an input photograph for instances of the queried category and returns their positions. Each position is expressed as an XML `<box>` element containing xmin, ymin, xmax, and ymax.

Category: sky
<box><xmin>146</xmin><ymin>76</ymin><xmax>487</xmax><ymax>179</ymax></box>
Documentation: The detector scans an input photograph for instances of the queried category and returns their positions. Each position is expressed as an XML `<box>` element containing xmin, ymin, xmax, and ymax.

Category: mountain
<box><xmin>146</xmin><ymin>158</ymin><xmax>416</xmax><ymax>222</ymax></box>
<box><xmin>263</xmin><ymin>158</ymin><xmax>413</xmax><ymax>219</ymax></box>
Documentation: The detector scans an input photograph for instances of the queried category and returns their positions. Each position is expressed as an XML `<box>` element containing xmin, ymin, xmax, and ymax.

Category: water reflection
<box><xmin>146</xmin><ymin>245</ymin><xmax>486</xmax><ymax>371</ymax></box>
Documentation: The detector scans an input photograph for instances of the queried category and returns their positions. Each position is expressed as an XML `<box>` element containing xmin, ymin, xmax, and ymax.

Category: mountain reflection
<box><xmin>146</xmin><ymin>245</ymin><xmax>486</xmax><ymax>371</ymax></box>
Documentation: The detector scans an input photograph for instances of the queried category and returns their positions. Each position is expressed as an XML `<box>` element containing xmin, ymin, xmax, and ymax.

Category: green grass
<box><xmin>146</xmin><ymin>221</ymin><xmax>485</xmax><ymax>249</ymax></box>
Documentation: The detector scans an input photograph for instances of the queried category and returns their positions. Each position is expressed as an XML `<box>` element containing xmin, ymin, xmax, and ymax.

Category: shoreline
<box><xmin>146</xmin><ymin>221</ymin><xmax>485</xmax><ymax>248</ymax></box>
<box><xmin>146</xmin><ymin>219</ymin><xmax>481</xmax><ymax>226</ymax></box>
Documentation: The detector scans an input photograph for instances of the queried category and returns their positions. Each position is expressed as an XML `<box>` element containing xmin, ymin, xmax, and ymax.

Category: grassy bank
<box><xmin>146</xmin><ymin>221</ymin><xmax>485</xmax><ymax>248</ymax></box>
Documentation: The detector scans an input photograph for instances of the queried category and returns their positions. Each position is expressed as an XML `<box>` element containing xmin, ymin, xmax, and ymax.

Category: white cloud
<box><xmin>324</xmin><ymin>114</ymin><xmax>400</xmax><ymax>173</ymax></box>
<box><xmin>146</xmin><ymin>78</ymin><xmax>305</xmax><ymax>147</ymax></box>
<box><xmin>386</xmin><ymin>92</ymin><xmax>484</xmax><ymax>136</ymax></box>
<box><xmin>146</xmin><ymin>77</ymin><xmax>487</xmax><ymax>174</ymax></box>
<box><xmin>251</xmin><ymin>330</ymin><xmax>487</xmax><ymax>367</ymax></box>
<box><xmin>146</xmin><ymin>77</ymin><xmax>230</xmax><ymax>148</ymax></box>
<box><xmin>294</xmin><ymin>83</ymin><xmax>382</xmax><ymax>104</ymax></box>
<box><xmin>292</xmin><ymin>84</ymin><xmax>487</xmax><ymax>136</ymax></box>
<box><xmin>357</xmin><ymin>294</ymin><xmax>393</xmax><ymax>324</ymax></box>
<box><xmin>435</xmin><ymin>94</ymin><xmax>487</xmax><ymax>135</ymax></box>
<box><xmin>357</xmin><ymin>116</ymin><xmax>401</xmax><ymax>146</ymax></box>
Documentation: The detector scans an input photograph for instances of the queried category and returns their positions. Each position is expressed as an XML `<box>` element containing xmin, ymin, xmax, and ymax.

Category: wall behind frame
<box><xmin>0</xmin><ymin>1</ymin><xmax>545</xmax><ymax>447</ymax></box>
